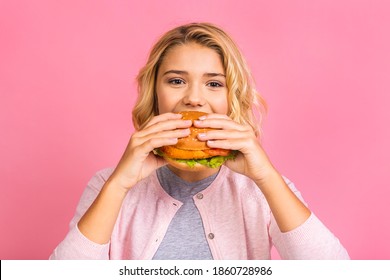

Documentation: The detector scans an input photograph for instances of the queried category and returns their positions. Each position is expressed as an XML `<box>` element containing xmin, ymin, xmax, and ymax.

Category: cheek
<box><xmin>155</xmin><ymin>84</ymin><xmax>166</xmax><ymax>114</ymax></box>
<box><xmin>157</xmin><ymin>97</ymin><xmax>172</xmax><ymax>114</ymax></box>
<box><xmin>208</xmin><ymin>93</ymin><xmax>229</xmax><ymax>114</ymax></box>
<box><xmin>156</xmin><ymin>87</ymin><xmax>179</xmax><ymax>114</ymax></box>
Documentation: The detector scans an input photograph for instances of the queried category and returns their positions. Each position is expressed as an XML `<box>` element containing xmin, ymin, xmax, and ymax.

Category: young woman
<box><xmin>50</xmin><ymin>22</ymin><xmax>349</xmax><ymax>260</ymax></box>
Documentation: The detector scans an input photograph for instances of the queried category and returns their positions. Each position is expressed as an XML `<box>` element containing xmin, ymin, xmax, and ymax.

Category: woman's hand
<box><xmin>194</xmin><ymin>113</ymin><xmax>275</xmax><ymax>186</ymax></box>
<box><xmin>195</xmin><ymin>113</ymin><xmax>311</xmax><ymax>232</ymax></box>
<box><xmin>109</xmin><ymin>112</ymin><xmax>192</xmax><ymax>191</ymax></box>
<box><xmin>78</xmin><ymin>112</ymin><xmax>191</xmax><ymax>244</ymax></box>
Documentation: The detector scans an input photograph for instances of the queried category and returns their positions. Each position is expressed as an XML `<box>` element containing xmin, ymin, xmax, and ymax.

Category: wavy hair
<box><xmin>132</xmin><ymin>22</ymin><xmax>267</xmax><ymax>136</ymax></box>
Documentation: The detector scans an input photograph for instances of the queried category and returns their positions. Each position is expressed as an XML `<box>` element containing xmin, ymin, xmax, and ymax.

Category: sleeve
<box><xmin>269</xmin><ymin>177</ymin><xmax>350</xmax><ymax>260</ymax></box>
<box><xmin>49</xmin><ymin>168</ymin><xmax>114</xmax><ymax>260</ymax></box>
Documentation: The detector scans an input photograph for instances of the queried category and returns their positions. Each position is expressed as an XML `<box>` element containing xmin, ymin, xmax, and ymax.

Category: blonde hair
<box><xmin>132</xmin><ymin>22</ymin><xmax>267</xmax><ymax>136</ymax></box>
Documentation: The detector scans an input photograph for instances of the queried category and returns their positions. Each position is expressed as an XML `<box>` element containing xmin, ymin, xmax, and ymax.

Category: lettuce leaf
<box><xmin>154</xmin><ymin>149</ymin><xmax>238</xmax><ymax>168</ymax></box>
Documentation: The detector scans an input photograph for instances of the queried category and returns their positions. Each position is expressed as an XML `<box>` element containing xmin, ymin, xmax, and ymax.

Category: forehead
<box><xmin>159</xmin><ymin>43</ymin><xmax>225</xmax><ymax>73</ymax></box>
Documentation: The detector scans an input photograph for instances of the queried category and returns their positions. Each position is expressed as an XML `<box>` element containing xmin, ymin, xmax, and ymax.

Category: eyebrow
<box><xmin>162</xmin><ymin>70</ymin><xmax>226</xmax><ymax>77</ymax></box>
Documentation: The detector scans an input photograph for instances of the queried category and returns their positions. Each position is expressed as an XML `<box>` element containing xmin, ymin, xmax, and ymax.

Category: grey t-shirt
<box><xmin>152</xmin><ymin>166</ymin><xmax>217</xmax><ymax>260</ymax></box>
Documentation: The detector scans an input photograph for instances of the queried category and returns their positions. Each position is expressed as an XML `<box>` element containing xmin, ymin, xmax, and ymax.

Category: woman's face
<box><xmin>155</xmin><ymin>42</ymin><xmax>228</xmax><ymax>115</ymax></box>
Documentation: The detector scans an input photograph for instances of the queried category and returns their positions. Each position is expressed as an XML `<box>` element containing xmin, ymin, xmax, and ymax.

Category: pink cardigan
<box><xmin>50</xmin><ymin>166</ymin><xmax>349</xmax><ymax>260</ymax></box>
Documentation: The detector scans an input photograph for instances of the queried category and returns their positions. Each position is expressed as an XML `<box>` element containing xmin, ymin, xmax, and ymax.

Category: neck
<box><xmin>167</xmin><ymin>165</ymin><xmax>220</xmax><ymax>182</ymax></box>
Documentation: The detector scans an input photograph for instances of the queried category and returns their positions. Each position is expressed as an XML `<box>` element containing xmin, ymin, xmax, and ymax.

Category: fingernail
<box><xmin>207</xmin><ymin>140</ymin><xmax>215</xmax><ymax>145</ymax></box>
<box><xmin>184</xmin><ymin>120</ymin><xmax>192</xmax><ymax>125</ymax></box>
<box><xmin>198</xmin><ymin>133</ymin><xmax>206</xmax><ymax>138</ymax></box>
<box><xmin>198</xmin><ymin>116</ymin><xmax>207</xmax><ymax>120</ymax></box>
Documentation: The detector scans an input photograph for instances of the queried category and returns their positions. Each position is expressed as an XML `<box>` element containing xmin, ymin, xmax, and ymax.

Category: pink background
<box><xmin>1</xmin><ymin>0</ymin><xmax>389</xmax><ymax>259</ymax></box>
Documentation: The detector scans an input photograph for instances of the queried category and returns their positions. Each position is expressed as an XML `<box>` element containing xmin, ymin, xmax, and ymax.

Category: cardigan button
<box><xmin>208</xmin><ymin>233</ymin><xmax>215</xmax><ymax>239</ymax></box>
<box><xmin>196</xmin><ymin>193</ymin><xmax>204</xmax><ymax>199</ymax></box>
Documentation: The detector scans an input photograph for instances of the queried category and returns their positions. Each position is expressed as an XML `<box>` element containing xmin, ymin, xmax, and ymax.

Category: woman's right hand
<box><xmin>77</xmin><ymin>112</ymin><xmax>190</xmax><ymax>244</ymax></box>
<box><xmin>108</xmin><ymin>112</ymin><xmax>191</xmax><ymax>192</ymax></box>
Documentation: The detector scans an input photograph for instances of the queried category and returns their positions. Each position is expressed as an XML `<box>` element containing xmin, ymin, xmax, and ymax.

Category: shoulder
<box><xmin>86</xmin><ymin>167</ymin><xmax>115</xmax><ymax>192</ymax></box>
<box><xmin>218</xmin><ymin>166</ymin><xmax>263</xmax><ymax>200</ymax></box>
<box><xmin>220</xmin><ymin>166</ymin><xmax>253</xmax><ymax>184</ymax></box>
<box><xmin>87</xmin><ymin>167</ymin><xmax>161</xmax><ymax>192</ymax></box>
<box><xmin>221</xmin><ymin>166</ymin><xmax>299</xmax><ymax>195</ymax></box>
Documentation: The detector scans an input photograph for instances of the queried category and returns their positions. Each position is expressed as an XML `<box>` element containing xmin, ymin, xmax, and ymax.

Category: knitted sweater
<box><xmin>50</xmin><ymin>166</ymin><xmax>349</xmax><ymax>260</ymax></box>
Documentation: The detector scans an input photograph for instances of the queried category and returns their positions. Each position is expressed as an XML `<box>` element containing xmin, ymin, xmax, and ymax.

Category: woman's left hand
<box><xmin>194</xmin><ymin>113</ymin><xmax>275</xmax><ymax>185</ymax></box>
<box><xmin>195</xmin><ymin>113</ymin><xmax>312</xmax><ymax>233</ymax></box>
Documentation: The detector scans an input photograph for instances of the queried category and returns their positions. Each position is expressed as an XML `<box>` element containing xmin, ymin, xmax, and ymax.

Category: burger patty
<box><xmin>159</xmin><ymin>145</ymin><xmax>231</xmax><ymax>159</ymax></box>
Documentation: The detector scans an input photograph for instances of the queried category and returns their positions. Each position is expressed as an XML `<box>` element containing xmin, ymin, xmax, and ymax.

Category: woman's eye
<box><xmin>168</xmin><ymin>78</ymin><xmax>185</xmax><ymax>85</ymax></box>
<box><xmin>208</xmin><ymin>81</ymin><xmax>223</xmax><ymax>87</ymax></box>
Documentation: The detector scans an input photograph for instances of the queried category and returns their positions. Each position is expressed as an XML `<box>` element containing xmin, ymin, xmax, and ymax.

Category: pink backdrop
<box><xmin>1</xmin><ymin>0</ymin><xmax>389</xmax><ymax>259</ymax></box>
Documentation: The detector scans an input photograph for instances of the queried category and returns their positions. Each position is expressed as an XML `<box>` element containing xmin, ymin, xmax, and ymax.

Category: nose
<box><xmin>182</xmin><ymin>84</ymin><xmax>206</xmax><ymax>107</ymax></box>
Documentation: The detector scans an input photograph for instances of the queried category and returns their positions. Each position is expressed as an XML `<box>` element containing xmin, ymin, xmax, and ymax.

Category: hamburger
<box><xmin>155</xmin><ymin>111</ymin><xmax>237</xmax><ymax>171</ymax></box>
